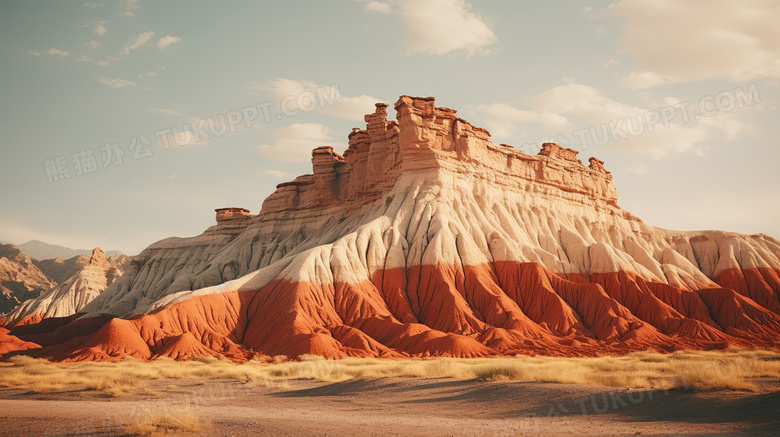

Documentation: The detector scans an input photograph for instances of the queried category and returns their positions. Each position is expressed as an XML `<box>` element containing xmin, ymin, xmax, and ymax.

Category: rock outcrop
<box><xmin>215</xmin><ymin>207</ymin><xmax>253</xmax><ymax>223</ymax></box>
<box><xmin>0</xmin><ymin>244</ymin><xmax>56</xmax><ymax>314</ymax></box>
<box><xmin>4</xmin><ymin>248</ymin><xmax>129</xmax><ymax>327</ymax></box>
<box><xmin>2</xmin><ymin>96</ymin><xmax>779</xmax><ymax>362</ymax></box>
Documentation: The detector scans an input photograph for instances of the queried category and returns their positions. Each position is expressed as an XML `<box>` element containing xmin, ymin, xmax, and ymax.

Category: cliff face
<box><xmin>4</xmin><ymin>248</ymin><xmax>130</xmax><ymax>326</ymax></box>
<box><xmin>3</xmin><ymin>96</ymin><xmax>780</xmax><ymax>362</ymax></box>
<box><xmin>261</xmin><ymin>98</ymin><xmax>617</xmax><ymax>216</ymax></box>
<box><xmin>0</xmin><ymin>244</ymin><xmax>57</xmax><ymax>314</ymax></box>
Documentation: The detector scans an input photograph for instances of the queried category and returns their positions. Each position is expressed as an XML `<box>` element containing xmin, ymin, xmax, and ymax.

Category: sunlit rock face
<box><xmin>2</xmin><ymin>96</ymin><xmax>779</xmax><ymax>362</ymax></box>
<box><xmin>0</xmin><ymin>243</ymin><xmax>58</xmax><ymax>314</ymax></box>
<box><xmin>5</xmin><ymin>248</ymin><xmax>130</xmax><ymax>327</ymax></box>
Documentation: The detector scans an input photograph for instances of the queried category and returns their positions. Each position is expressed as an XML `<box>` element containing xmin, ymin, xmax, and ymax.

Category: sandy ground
<box><xmin>0</xmin><ymin>377</ymin><xmax>778</xmax><ymax>436</ymax></box>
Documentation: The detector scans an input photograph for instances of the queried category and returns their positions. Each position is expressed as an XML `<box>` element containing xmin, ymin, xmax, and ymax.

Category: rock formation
<box><xmin>2</xmin><ymin>96</ymin><xmax>779</xmax><ymax>362</ymax></box>
<box><xmin>0</xmin><ymin>244</ymin><xmax>56</xmax><ymax>314</ymax></box>
<box><xmin>4</xmin><ymin>248</ymin><xmax>130</xmax><ymax>327</ymax></box>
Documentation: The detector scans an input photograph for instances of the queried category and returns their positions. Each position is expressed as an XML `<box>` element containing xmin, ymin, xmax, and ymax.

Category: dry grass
<box><xmin>1</xmin><ymin>348</ymin><xmax>779</xmax><ymax>396</ymax></box>
<box><xmin>121</xmin><ymin>410</ymin><xmax>205</xmax><ymax>435</ymax></box>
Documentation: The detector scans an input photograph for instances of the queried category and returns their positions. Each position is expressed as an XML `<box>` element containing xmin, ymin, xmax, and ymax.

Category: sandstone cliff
<box><xmin>0</xmin><ymin>244</ymin><xmax>56</xmax><ymax>314</ymax></box>
<box><xmin>4</xmin><ymin>248</ymin><xmax>129</xmax><ymax>326</ymax></box>
<box><xmin>2</xmin><ymin>96</ymin><xmax>779</xmax><ymax>361</ymax></box>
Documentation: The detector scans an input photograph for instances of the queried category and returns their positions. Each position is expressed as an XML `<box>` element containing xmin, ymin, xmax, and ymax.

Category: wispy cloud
<box><xmin>98</xmin><ymin>77</ymin><xmax>137</xmax><ymax>89</ymax></box>
<box><xmin>121</xmin><ymin>0</ymin><xmax>141</xmax><ymax>17</ymax></box>
<box><xmin>612</xmin><ymin>0</ymin><xmax>780</xmax><ymax>87</ymax></box>
<box><xmin>27</xmin><ymin>50</ymin><xmax>41</xmax><ymax>56</ymax></box>
<box><xmin>83</xmin><ymin>2</ymin><xmax>104</xmax><ymax>8</ymax></box>
<box><xmin>529</xmin><ymin>83</ymin><xmax>738</xmax><ymax>156</ymax></box>
<box><xmin>121</xmin><ymin>31</ymin><xmax>155</xmax><ymax>55</ymax></box>
<box><xmin>364</xmin><ymin>1</ymin><xmax>392</xmax><ymax>13</ymax></box>
<box><xmin>94</xmin><ymin>25</ymin><xmax>108</xmax><ymax>35</ymax></box>
<box><xmin>396</xmin><ymin>0</ymin><xmax>496</xmax><ymax>55</ymax></box>
<box><xmin>47</xmin><ymin>48</ymin><xmax>69</xmax><ymax>56</ymax></box>
<box><xmin>619</xmin><ymin>71</ymin><xmax>672</xmax><ymax>90</ymax></box>
<box><xmin>157</xmin><ymin>35</ymin><xmax>181</xmax><ymax>49</ymax></box>
<box><xmin>150</xmin><ymin>108</ymin><xmax>181</xmax><ymax>116</ymax></box>
<box><xmin>80</xmin><ymin>55</ymin><xmax>110</xmax><ymax>66</ymax></box>
<box><xmin>258</xmin><ymin>123</ymin><xmax>337</xmax><ymax>162</ymax></box>
<box><xmin>86</xmin><ymin>40</ymin><xmax>101</xmax><ymax>49</ymax></box>
<box><xmin>138</xmin><ymin>71</ymin><xmax>156</xmax><ymax>79</ymax></box>
<box><xmin>475</xmin><ymin>103</ymin><xmax>572</xmax><ymax>138</ymax></box>
<box><xmin>477</xmin><ymin>82</ymin><xmax>754</xmax><ymax>157</ymax></box>
<box><xmin>257</xmin><ymin>78</ymin><xmax>381</xmax><ymax>121</ymax></box>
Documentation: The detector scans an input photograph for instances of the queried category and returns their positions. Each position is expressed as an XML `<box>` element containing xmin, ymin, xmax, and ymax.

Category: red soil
<box><xmin>2</xmin><ymin>263</ymin><xmax>779</xmax><ymax>362</ymax></box>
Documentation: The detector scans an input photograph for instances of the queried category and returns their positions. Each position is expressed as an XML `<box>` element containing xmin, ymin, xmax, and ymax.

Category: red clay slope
<box><xmin>2</xmin><ymin>262</ymin><xmax>779</xmax><ymax>362</ymax></box>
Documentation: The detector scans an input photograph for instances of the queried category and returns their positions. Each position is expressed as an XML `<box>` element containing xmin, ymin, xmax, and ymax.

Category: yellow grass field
<box><xmin>2</xmin><ymin>348</ymin><xmax>779</xmax><ymax>397</ymax></box>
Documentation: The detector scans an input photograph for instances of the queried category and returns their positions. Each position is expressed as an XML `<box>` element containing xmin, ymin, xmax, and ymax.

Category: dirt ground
<box><xmin>0</xmin><ymin>377</ymin><xmax>778</xmax><ymax>436</ymax></box>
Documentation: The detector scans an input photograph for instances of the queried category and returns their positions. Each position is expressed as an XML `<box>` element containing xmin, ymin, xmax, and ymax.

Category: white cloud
<box><xmin>618</xmin><ymin>71</ymin><xmax>671</xmax><ymax>90</ymax></box>
<box><xmin>475</xmin><ymin>103</ymin><xmax>572</xmax><ymax>138</ymax></box>
<box><xmin>83</xmin><ymin>2</ymin><xmax>103</xmax><ymax>7</ymax></box>
<box><xmin>604</xmin><ymin>59</ymin><xmax>617</xmax><ymax>67</ymax></box>
<box><xmin>120</xmin><ymin>11</ymin><xmax>136</xmax><ymax>17</ymax></box>
<box><xmin>94</xmin><ymin>25</ymin><xmax>108</xmax><ymax>35</ymax></box>
<box><xmin>47</xmin><ymin>48</ymin><xmax>69</xmax><ymax>56</ymax></box>
<box><xmin>155</xmin><ymin>113</ymin><xmax>255</xmax><ymax>149</ymax></box>
<box><xmin>98</xmin><ymin>76</ymin><xmax>137</xmax><ymax>88</ymax></box>
<box><xmin>612</xmin><ymin>0</ymin><xmax>780</xmax><ymax>87</ymax></box>
<box><xmin>86</xmin><ymin>40</ymin><xmax>101</xmax><ymax>49</ymax></box>
<box><xmin>258</xmin><ymin>78</ymin><xmax>381</xmax><ymax>121</ymax></box>
<box><xmin>125</xmin><ymin>0</ymin><xmax>140</xmax><ymax>8</ymax></box>
<box><xmin>698</xmin><ymin>112</ymin><xmax>752</xmax><ymax>140</ymax></box>
<box><xmin>157</xmin><ymin>35</ymin><xmax>181</xmax><ymax>49</ymax></box>
<box><xmin>78</xmin><ymin>55</ymin><xmax>110</xmax><ymax>66</ymax></box>
<box><xmin>138</xmin><ymin>71</ymin><xmax>156</xmax><ymax>79</ymax></box>
<box><xmin>27</xmin><ymin>50</ymin><xmax>41</xmax><ymax>56</ymax></box>
<box><xmin>150</xmin><ymin>108</ymin><xmax>181</xmax><ymax>116</ymax></box>
<box><xmin>121</xmin><ymin>31</ymin><xmax>155</xmax><ymax>55</ymax></box>
<box><xmin>258</xmin><ymin>123</ymin><xmax>337</xmax><ymax>162</ymax></box>
<box><xmin>396</xmin><ymin>0</ymin><xmax>496</xmax><ymax>55</ymax></box>
<box><xmin>531</xmin><ymin>83</ymin><xmax>712</xmax><ymax>156</ymax></box>
<box><xmin>364</xmin><ymin>1</ymin><xmax>391</xmax><ymax>13</ymax></box>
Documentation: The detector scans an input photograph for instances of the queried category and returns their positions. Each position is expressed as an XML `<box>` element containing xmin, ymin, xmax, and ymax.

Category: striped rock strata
<box><xmin>2</xmin><ymin>96</ymin><xmax>779</xmax><ymax>361</ymax></box>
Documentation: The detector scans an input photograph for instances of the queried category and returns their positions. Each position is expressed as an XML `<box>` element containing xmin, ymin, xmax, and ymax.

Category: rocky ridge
<box><xmin>0</xmin><ymin>244</ymin><xmax>57</xmax><ymax>314</ymax></box>
<box><xmin>5</xmin><ymin>248</ymin><xmax>130</xmax><ymax>326</ymax></box>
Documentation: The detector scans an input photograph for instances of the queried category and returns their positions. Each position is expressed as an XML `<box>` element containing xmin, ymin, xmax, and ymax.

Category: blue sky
<box><xmin>1</xmin><ymin>0</ymin><xmax>778</xmax><ymax>254</ymax></box>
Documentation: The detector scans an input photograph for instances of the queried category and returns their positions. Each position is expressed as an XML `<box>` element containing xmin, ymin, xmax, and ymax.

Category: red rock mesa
<box><xmin>2</xmin><ymin>96</ymin><xmax>779</xmax><ymax>361</ymax></box>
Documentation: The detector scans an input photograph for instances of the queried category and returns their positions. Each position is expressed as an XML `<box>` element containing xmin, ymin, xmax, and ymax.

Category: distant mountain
<box><xmin>17</xmin><ymin>240</ymin><xmax>123</xmax><ymax>260</ymax></box>
<box><xmin>5</xmin><ymin>248</ymin><xmax>131</xmax><ymax>326</ymax></box>
<box><xmin>0</xmin><ymin>244</ymin><xmax>57</xmax><ymax>314</ymax></box>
